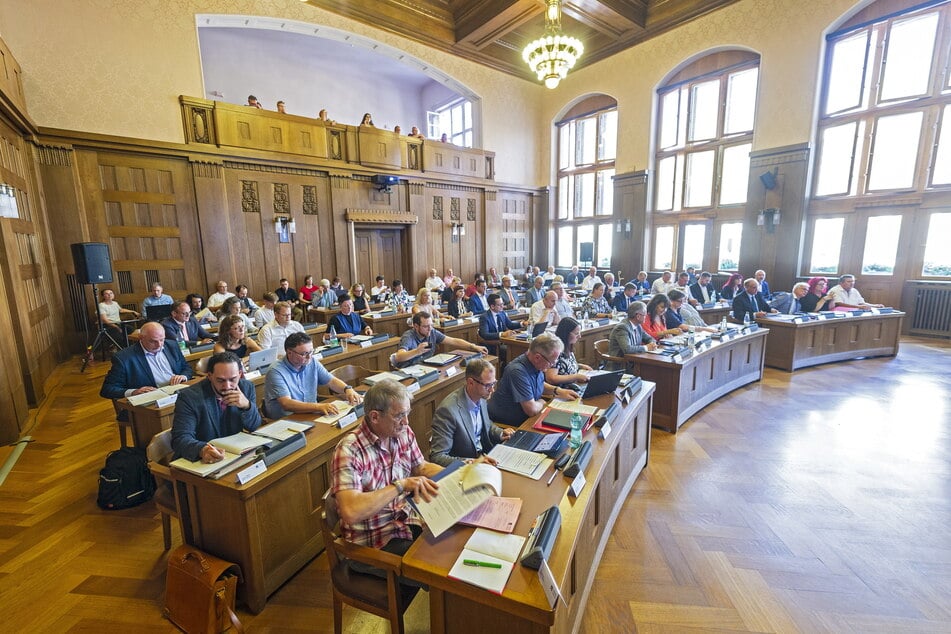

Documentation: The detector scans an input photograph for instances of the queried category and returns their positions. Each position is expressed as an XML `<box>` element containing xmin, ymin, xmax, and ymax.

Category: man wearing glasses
<box><xmin>257</xmin><ymin>301</ymin><xmax>305</xmax><ymax>350</ymax></box>
<box><xmin>429</xmin><ymin>358</ymin><xmax>514</xmax><ymax>466</ymax></box>
<box><xmin>392</xmin><ymin>312</ymin><xmax>487</xmax><ymax>369</ymax></box>
<box><xmin>487</xmin><ymin>333</ymin><xmax>580</xmax><ymax>427</ymax></box>
<box><xmin>161</xmin><ymin>301</ymin><xmax>214</xmax><ymax>346</ymax></box>
<box><xmin>263</xmin><ymin>332</ymin><xmax>363</xmax><ymax>419</ymax></box>
<box><xmin>331</xmin><ymin>379</ymin><xmax>443</xmax><ymax>578</ymax></box>
<box><xmin>607</xmin><ymin>302</ymin><xmax>657</xmax><ymax>371</ymax></box>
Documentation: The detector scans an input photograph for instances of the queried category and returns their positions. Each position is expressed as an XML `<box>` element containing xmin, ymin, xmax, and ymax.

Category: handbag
<box><xmin>164</xmin><ymin>545</ymin><xmax>244</xmax><ymax>634</ymax></box>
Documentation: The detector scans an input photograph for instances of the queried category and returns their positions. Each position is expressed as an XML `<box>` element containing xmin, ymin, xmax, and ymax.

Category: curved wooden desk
<box><xmin>401</xmin><ymin>382</ymin><xmax>654</xmax><ymax>634</ymax></box>
<box><xmin>756</xmin><ymin>311</ymin><xmax>903</xmax><ymax>371</ymax></box>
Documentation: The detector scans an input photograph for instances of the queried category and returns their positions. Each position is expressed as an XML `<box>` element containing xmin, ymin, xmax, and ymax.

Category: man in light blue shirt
<box><xmin>142</xmin><ymin>282</ymin><xmax>173</xmax><ymax>310</ymax></box>
<box><xmin>263</xmin><ymin>332</ymin><xmax>361</xmax><ymax>418</ymax></box>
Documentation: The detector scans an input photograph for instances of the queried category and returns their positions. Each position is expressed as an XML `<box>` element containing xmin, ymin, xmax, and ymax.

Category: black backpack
<box><xmin>97</xmin><ymin>447</ymin><xmax>156</xmax><ymax>510</ymax></box>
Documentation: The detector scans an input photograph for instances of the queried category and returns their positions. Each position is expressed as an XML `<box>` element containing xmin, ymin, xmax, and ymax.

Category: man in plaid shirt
<box><xmin>331</xmin><ymin>379</ymin><xmax>443</xmax><ymax>574</ymax></box>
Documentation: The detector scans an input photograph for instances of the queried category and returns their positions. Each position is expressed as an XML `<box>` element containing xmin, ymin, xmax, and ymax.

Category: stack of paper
<box><xmin>411</xmin><ymin>462</ymin><xmax>502</xmax><ymax>537</ymax></box>
<box><xmin>487</xmin><ymin>444</ymin><xmax>549</xmax><ymax>479</ymax></box>
<box><xmin>254</xmin><ymin>419</ymin><xmax>314</xmax><ymax>441</ymax></box>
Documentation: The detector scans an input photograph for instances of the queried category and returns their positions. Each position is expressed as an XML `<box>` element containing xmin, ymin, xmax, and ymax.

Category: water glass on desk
<box><xmin>569</xmin><ymin>413</ymin><xmax>584</xmax><ymax>449</ymax></box>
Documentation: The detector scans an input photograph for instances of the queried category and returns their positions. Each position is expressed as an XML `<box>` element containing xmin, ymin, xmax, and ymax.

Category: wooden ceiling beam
<box><xmin>591</xmin><ymin>0</ymin><xmax>648</xmax><ymax>28</ymax></box>
<box><xmin>452</xmin><ymin>0</ymin><xmax>544</xmax><ymax>50</ymax></box>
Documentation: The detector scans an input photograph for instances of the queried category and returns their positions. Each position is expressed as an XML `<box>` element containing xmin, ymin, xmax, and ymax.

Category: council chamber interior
<box><xmin>0</xmin><ymin>1</ymin><xmax>948</xmax><ymax>632</ymax></box>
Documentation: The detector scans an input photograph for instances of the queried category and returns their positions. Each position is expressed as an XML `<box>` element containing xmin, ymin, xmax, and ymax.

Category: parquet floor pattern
<box><xmin>0</xmin><ymin>338</ymin><xmax>948</xmax><ymax>633</ymax></box>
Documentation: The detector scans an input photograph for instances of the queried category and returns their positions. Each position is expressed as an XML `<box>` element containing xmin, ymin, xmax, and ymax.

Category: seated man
<box><xmin>580</xmin><ymin>266</ymin><xmax>602</xmax><ymax>292</ymax></box>
<box><xmin>771</xmin><ymin>282</ymin><xmax>810</xmax><ymax>314</ymax></box>
<box><xmin>732</xmin><ymin>278</ymin><xmax>778</xmax><ymax>321</ymax></box>
<box><xmin>331</xmin><ymin>379</ymin><xmax>442</xmax><ymax>566</ymax></box>
<box><xmin>602</xmin><ymin>273</ymin><xmax>617</xmax><ymax>305</ymax></box>
<box><xmin>529</xmin><ymin>291</ymin><xmax>561</xmax><ymax>326</ymax></box>
<box><xmin>170</xmin><ymin>352</ymin><xmax>262</xmax><ymax>462</ymax></box>
<box><xmin>478</xmin><ymin>293</ymin><xmax>523</xmax><ymax>355</ymax></box>
<box><xmin>465</xmin><ymin>274</ymin><xmax>485</xmax><ymax>299</ymax></box>
<box><xmin>253</xmin><ymin>291</ymin><xmax>278</xmax><ymax>329</ymax></box>
<box><xmin>97</xmin><ymin>288</ymin><xmax>138</xmax><ymax>344</ymax></box>
<box><xmin>390</xmin><ymin>279</ymin><xmax>411</xmax><ymax>307</ymax></box>
<box><xmin>310</xmin><ymin>279</ymin><xmax>337</xmax><ymax>311</ymax></box>
<box><xmin>207</xmin><ymin>280</ymin><xmax>235</xmax><ymax>313</ymax></box>
<box><xmin>424</xmin><ymin>268</ymin><xmax>445</xmax><ymax>292</ymax></box>
<box><xmin>263</xmin><ymin>332</ymin><xmax>362</xmax><ymax>419</ymax></box>
<box><xmin>328</xmin><ymin>294</ymin><xmax>373</xmax><ymax>339</ymax></box>
<box><xmin>257</xmin><ymin>301</ymin><xmax>305</xmax><ymax>350</ymax></box>
<box><xmin>487</xmin><ymin>267</ymin><xmax>502</xmax><ymax>286</ymax></box>
<box><xmin>667</xmin><ymin>290</ymin><xmax>715</xmax><ymax>330</ymax></box>
<box><xmin>613</xmin><ymin>283</ymin><xmax>639</xmax><ymax>312</ymax></box>
<box><xmin>565</xmin><ymin>265</ymin><xmax>584</xmax><ymax>286</ymax></box>
<box><xmin>633</xmin><ymin>271</ymin><xmax>651</xmax><ymax>294</ymax></box>
<box><xmin>689</xmin><ymin>272</ymin><xmax>717</xmax><ymax>304</ymax></box>
<box><xmin>524</xmin><ymin>276</ymin><xmax>546</xmax><ymax>306</ymax></box>
<box><xmin>393</xmin><ymin>312</ymin><xmax>487</xmax><ymax>369</ymax></box>
<box><xmin>828</xmin><ymin>274</ymin><xmax>884</xmax><ymax>309</ymax></box>
<box><xmin>551</xmin><ymin>282</ymin><xmax>573</xmax><ymax>319</ymax></box>
<box><xmin>467</xmin><ymin>279</ymin><xmax>489</xmax><ymax>315</ymax></box>
<box><xmin>100</xmin><ymin>321</ymin><xmax>192</xmax><ymax>401</ymax></box>
<box><xmin>234</xmin><ymin>284</ymin><xmax>259</xmax><ymax>316</ymax></box>
<box><xmin>430</xmin><ymin>359</ymin><xmax>514</xmax><ymax>467</ymax></box>
<box><xmin>541</xmin><ymin>265</ymin><xmax>556</xmax><ymax>282</ymax></box>
<box><xmin>141</xmin><ymin>282</ymin><xmax>173</xmax><ymax>317</ymax></box>
<box><xmin>487</xmin><ymin>334</ymin><xmax>579</xmax><ymax>427</ymax></box>
<box><xmin>607</xmin><ymin>302</ymin><xmax>657</xmax><ymax>371</ymax></box>
<box><xmin>369</xmin><ymin>275</ymin><xmax>389</xmax><ymax>302</ymax></box>
<box><xmin>651</xmin><ymin>271</ymin><xmax>674</xmax><ymax>295</ymax></box>
<box><xmin>275</xmin><ymin>278</ymin><xmax>304</xmax><ymax>322</ymax></box>
<box><xmin>498</xmin><ymin>275</ymin><xmax>520</xmax><ymax>309</ymax></box>
<box><xmin>161</xmin><ymin>301</ymin><xmax>214</xmax><ymax>346</ymax></box>
<box><xmin>754</xmin><ymin>269</ymin><xmax>772</xmax><ymax>300</ymax></box>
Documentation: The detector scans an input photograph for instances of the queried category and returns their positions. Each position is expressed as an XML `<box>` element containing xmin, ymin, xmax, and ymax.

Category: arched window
<box><xmin>554</xmin><ymin>95</ymin><xmax>617</xmax><ymax>268</ymax></box>
<box><xmin>652</xmin><ymin>51</ymin><xmax>760</xmax><ymax>273</ymax></box>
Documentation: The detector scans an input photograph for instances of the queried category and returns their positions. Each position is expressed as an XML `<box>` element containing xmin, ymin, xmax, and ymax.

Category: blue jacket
<box><xmin>171</xmin><ymin>378</ymin><xmax>262</xmax><ymax>461</ymax></box>
<box><xmin>100</xmin><ymin>342</ymin><xmax>193</xmax><ymax>401</ymax></box>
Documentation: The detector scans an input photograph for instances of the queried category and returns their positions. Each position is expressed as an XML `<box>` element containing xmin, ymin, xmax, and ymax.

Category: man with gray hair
<box><xmin>331</xmin><ymin>379</ymin><xmax>443</xmax><ymax>572</ymax></box>
<box><xmin>430</xmin><ymin>358</ymin><xmax>514</xmax><ymax>466</ymax></box>
<box><xmin>607</xmin><ymin>302</ymin><xmax>657</xmax><ymax>371</ymax></box>
<box><xmin>771</xmin><ymin>282</ymin><xmax>810</xmax><ymax>314</ymax></box>
<box><xmin>488</xmin><ymin>333</ymin><xmax>580</xmax><ymax>427</ymax></box>
<box><xmin>828</xmin><ymin>274</ymin><xmax>884</xmax><ymax>309</ymax></box>
<box><xmin>530</xmin><ymin>290</ymin><xmax>562</xmax><ymax>326</ymax></box>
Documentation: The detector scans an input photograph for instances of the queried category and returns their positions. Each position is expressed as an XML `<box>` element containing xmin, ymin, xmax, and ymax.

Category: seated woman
<box><xmin>213</xmin><ymin>314</ymin><xmax>262</xmax><ymax>358</ymax></box>
<box><xmin>299</xmin><ymin>275</ymin><xmax>319</xmax><ymax>304</ymax></box>
<box><xmin>446</xmin><ymin>285</ymin><xmax>472</xmax><ymax>319</ymax></box>
<box><xmin>98</xmin><ymin>288</ymin><xmax>138</xmax><ymax>345</ymax></box>
<box><xmin>666</xmin><ymin>290</ymin><xmax>717</xmax><ymax>332</ymax></box>
<box><xmin>328</xmin><ymin>294</ymin><xmax>373</xmax><ymax>339</ymax></box>
<box><xmin>544</xmin><ymin>317</ymin><xmax>592</xmax><ymax>391</ymax></box>
<box><xmin>642</xmin><ymin>294</ymin><xmax>683</xmax><ymax>340</ymax></box>
<box><xmin>217</xmin><ymin>296</ymin><xmax>256</xmax><ymax>333</ymax></box>
<box><xmin>720</xmin><ymin>273</ymin><xmax>744</xmax><ymax>300</ymax></box>
<box><xmin>185</xmin><ymin>293</ymin><xmax>217</xmax><ymax>325</ymax></box>
<box><xmin>581</xmin><ymin>282</ymin><xmax>612</xmax><ymax>318</ymax></box>
<box><xmin>412</xmin><ymin>288</ymin><xmax>443</xmax><ymax>322</ymax></box>
<box><xmin>349</xmin><ymin>283</ymin><xmax>370</xmax><ymax>314</ymax></box>
<box><xmin>800</xmin><ymin>276</ymin><xmax>837</xmax><ymax>312</ymax></box>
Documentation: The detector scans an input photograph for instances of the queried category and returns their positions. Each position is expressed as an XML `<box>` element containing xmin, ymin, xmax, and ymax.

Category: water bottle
<box><xmin>719</xmin><ymin>316</ymin><xmax>727</xmax><ymax>332</ymax></box>
<box><xmin>328</xmin><ymin>325</ymin><xmax>338</xmax><ymax>346</ymax></box>
<box><xmin>569</xmin><ymin>412</ymin><xmax>583</xmax><ymax>449</ymax></box>
<box><xmin>178</xmin><ymin>339</ymin><xmax>187</xmax><ymax>352</ymax></box>
<box><xmin>526</xmin><ymin>322</ymin><xmax>534</xmax><ymax>342</ymax></box>
<box><xmin>743</xmin><ymin>312</ymin><xmax>751</xmax><ymax>326</ymax></box>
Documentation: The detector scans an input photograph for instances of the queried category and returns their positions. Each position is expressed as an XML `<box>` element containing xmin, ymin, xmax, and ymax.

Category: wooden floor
<box><xmin>0</xmin><ymin>338</ymin><xmax>949</xmax><ymax>633</ymax></box>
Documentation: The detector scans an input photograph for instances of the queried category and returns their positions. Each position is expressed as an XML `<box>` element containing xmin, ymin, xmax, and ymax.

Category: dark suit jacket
<box><xmin>161</xmin><ymin>316</ymin><xmax>213</xmax><ymax>344</ymax></box>
<box><xmin>100</xmin><ymin>342</ymin><xmax>193</xmax><ymax>401</ymax></box>
<box><xmin>613</xmin><ymin>292</ymin><xmax>637</xmax><ymax>311</ymax></box>
<box><xmin>478</xmin><ymin>310</ymin><xmax>520</xmax><ymax>341</ymax></box>
<box><xmin>429</xmin><ymin>387</ymin><xmax>504</xmax><ymax>466</ymax></box>
<box><xmin>171</xmin><ymin>378</ymin><xmax>262</xmax><ymax>461</ymax></box>
<box><xmin>565</xmin><ymin>271</ymin><xmax>584</xmax><ymax>285</ymax></box>
<box><xmin>732</xmin><ymin>292</ymin><xmax>771</xmax><ymax>320</ymax></box>
<box><xmin>468</xmin><ymin>293</ymin><xmax>488</xmax><ymax>315</ymax></box>
<box><xmin>498</xmin><ymin>286</ymin><xmax>519</xmax><ymax>309</ymax></box>
<box><xmin>689</xmin><ymin>282</ymin><xmax>717</xmax><ymax>304</ymax></box>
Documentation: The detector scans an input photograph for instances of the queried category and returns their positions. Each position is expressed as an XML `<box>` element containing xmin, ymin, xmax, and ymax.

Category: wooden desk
<box><xmin>182</xmin><ymin>324</ymin><xmax>327</xmax><ymax>371</ymax></box>
<box><xmin>401</xmin><ymin>381</ymin><xmax>655</xmax><ymax>634</ymax></box>
<box><xmin>502</xmin><ymin>319</ymin><xmax>619</xmax><ymax>368</ymax></box>
<box><xmin>362</xmin><ymin>310</ymin><xmax>412</xmax><ymax>338</ymax></box>
<box><xmin>168</xmin><ymin>355</ymin><xmax>494</xmax><ymax>613</ymax></box>
<box><xmin>756</xmin><ymin>311</ymin><xmax>903</xmax><ymax>371</ymax></box>
<box><xmin>632</xmin><ymin>328</ymin><xmax>768</xmax><ymax>433</ymax></box>
<box><xmin>697</xmin><ymin>303</ymin><xmax>732</xmax><ymax>325</ymax></box>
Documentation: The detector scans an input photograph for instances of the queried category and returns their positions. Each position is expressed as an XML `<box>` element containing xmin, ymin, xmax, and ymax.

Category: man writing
<box><xmin>100</xmin><ymin>321</ymin><xmax>192</xmax><ymax>400</ymax></box>
<box><xmin>170</xmin><ymin>352</ymin><xmax>262</xmax><ymax>462</ymax></box>
<box><xmin>263</xmin><ymin>332</ymin><xmax>362</xmax><ymax>419</ymax></box>
<box><xmin>430</xmin><ymin>359</ymin><xmax>514</xmax><ymax>466</ymax></box>
<box><xmin>607</xmin><ymin>302</ymin><xmax>658</xmax><ymax>371</ymax></box>
<box><xmin>392</xmin><ymin>312</ymin><xmax>487</xmax><ymax>369</ymax></box>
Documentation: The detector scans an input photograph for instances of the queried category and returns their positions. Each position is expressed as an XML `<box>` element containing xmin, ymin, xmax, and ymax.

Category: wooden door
<box><xmin>353</xmin><ymin>228</ymin><xmax>405</xmax><ymax>289</ymax></box>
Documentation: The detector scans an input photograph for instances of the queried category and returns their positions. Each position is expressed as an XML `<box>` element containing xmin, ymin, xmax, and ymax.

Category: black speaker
<box><xmin>579</xmin><ymin>242</ymin><xmax>594</xmax><ymax>263</ymax></box>
<box><xmin>71</xmin><ymin>242</ymin><xmax>113</xmax><ymax>284</ymax></box>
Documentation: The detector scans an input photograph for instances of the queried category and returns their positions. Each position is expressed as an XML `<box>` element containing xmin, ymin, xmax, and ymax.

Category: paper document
<box><xmin>170</xmin><ymin>451</ymin><xmax>243</xmax><ymax>478</ymax></box>
<box><xmin>448</xmin><ymin>529</ymin><xmax>526</xmax><ymax>594</ymax></box>
<box><xmin>313</xmin><ymin>401</ymin><xmax>355</xmax><ymax>425</ymax></box>
<box><xmin>364</xmin><ymin>371</ymin><xmax>407</xmax><ymax>385</ymax></box>
<box><xmin>254</xmin><ymin>419</ymin><xmax>314</xmax><ymax>441</ymax></box>
<box><xmin>458</xmin><ymin>497</ymin><xmax>522</xmax><ymax>533</ymax></box>
<box><xmin>548</xmin><ymin>400</ymin><xmax>599</xmax><ymax>416</ymax></box>
<box><xmin>127</xmin><ymin>384</ymin><xmax>189</xmax><ymax>407</ymax></box>
<box><xmin>487</xmin><ymin>444</ymin><xmax>548</xmax><ymax>479</ymax></box>
<box><xmin>210</xmin><ymin>432</ymin><xmax>272</xmax><ymax>455</ymax></box>
<box><xmin>411</xmin><ymin>462</ymin><xmax>502</xmax><ymax>538</ymax></box>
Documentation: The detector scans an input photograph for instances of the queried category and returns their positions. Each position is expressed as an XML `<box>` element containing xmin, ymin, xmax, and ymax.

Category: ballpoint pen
<box><xmin>463</xmin><ymin>559</ymin><xmax>502</xmax><ymax>568</ymax></box>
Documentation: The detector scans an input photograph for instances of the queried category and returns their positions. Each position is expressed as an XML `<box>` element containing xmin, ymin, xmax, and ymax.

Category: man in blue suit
<box><xmin>100</xmin><ymin>321</ymin><xmax>192</xmax><ymax>401</ymax></box>
<box><xmin>478</xmin><ymin>293</ymin><xmax>523</xmax><ymax>357</ymax></box>
<box><xmin>429</xmin><ymin>358</ymin><xmax>513</xmax><ymax>466</ymax></box>
<box><xmin>171</xmin><ymin>351</ymin><xmax>262</xmax><ymax>462</ymax></box>
<box><xmin>467</xmin><ymin>279</ymin><xmax>489</xmax><ymax>315</ymax></box>
<box><xmin>732</xmin><ymin>278</ymin><xmax>777</xmax><ymax>321</ymax></box>
<box><xmin>161</xmin><ymin>301</ymin><xmax>214</xmax><ymax>345</ymax></box>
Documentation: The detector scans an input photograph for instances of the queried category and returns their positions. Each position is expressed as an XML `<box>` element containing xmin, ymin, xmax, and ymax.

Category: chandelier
<box><xmin>522</xmin><ymin>0</ymin><xmax>584</xmax><ymax>89</ymax></box>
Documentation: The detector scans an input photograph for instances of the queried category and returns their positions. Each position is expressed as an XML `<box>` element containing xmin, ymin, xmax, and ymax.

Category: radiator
<box><xmin>909</xmin><ymin>284</ymin><xmax>951</xmax><ymax>336</ymax></box>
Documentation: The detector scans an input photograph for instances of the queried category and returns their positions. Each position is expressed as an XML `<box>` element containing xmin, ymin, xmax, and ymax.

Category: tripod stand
<box><xmin>81</xmin><ymin>283</ymin><xmax>124</xmax><ymax>373</ymax></box>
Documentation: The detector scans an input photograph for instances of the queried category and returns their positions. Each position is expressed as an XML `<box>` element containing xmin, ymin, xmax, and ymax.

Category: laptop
<box><xmin>145</xmin><ymin>303</ymin><xmax>173</xmax><ymax>322</ymax></box>
<box><xmin>578</xmin><ymin>370</ymin><xmax>624</xmax><ymax>398</ymax></box>
<box><xmin>531</xmin><ymin>321</ymin><xmax>548</xmax><ymax>337</ymax></box>
<box><xmin>248</xmin><ymin>347</ymin><xmax>278</xmax><ymax>372</ymax></box>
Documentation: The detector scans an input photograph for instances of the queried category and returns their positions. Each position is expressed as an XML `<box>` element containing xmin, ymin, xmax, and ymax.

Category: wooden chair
<box><xmin>112</xmin><ymin>399</ymin><xmax>134</xmax><ymax>448</ymax></box>
<box><xmin>594</xmin><ymin>338</ymin><xmax>627</xmax><ymax>371</ymax></box>
<box><xmin>319</xmin><ymin>491</ymin><xmax>419</xmax><ymax>634</ymax></box>
<box><xmin>319</xmin><ymin>365</ymin><xmax>373</xmax><ymax>397</ymax></box>
<box><xmin>146</xmin><ymin>429</ymin><xmax>181</xmax><ymax>550</ymax></box>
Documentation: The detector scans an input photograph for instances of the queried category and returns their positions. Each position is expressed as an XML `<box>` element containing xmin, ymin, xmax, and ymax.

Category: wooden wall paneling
<box><xmin>483</xmin><ymin>188</ymin><xmax>500</xmax><ymax>270</ymax></box>
<box><xmin>498</xmin><ymin>188</ymin><xmax>534</xmax><ymax>273</ymax></box>
<box><xmin>328</xmin><ymin>174</ymin><xmax>357</xmax><ymax>285</ymax></box>
<box><xmin>405</xmin><ymin>181</ymin><xmax>426</xmax><ymax>289</ymax></box>
<box><xmin>221</xmin><ymin>166</ymin><xmax>268</xmax><ymax>296</ymax></box>
<box><xmin>0</xmin><ymin>227</ymin><xmax>27</xmax><ymax>439</ymax></box>
<box><xmin>191</xmin><ymin>159</ymin><xmax>238</xmax><ymax>295</ymax></box>
<box><xmin>612</xmin><ymin>170</ymin><xmax>648</xmax><ymax>279</ymax></box>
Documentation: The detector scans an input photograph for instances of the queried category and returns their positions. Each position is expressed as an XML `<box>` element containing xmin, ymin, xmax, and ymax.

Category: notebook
<box><xmin>448</xmin><ymin>529</ymin><xmax>526</xmax><ymax>595</ymax></box>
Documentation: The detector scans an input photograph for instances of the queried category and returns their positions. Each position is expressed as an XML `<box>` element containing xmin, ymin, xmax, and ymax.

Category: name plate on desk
<box><xmin>567</xmin><ymin>471</ymin><xmax>586</xmax><ymax>497</ymax></box>
<box><xmin>445</xmin><ymin>365</ymin><xmax>459</xmax><ymax>377</ymax></box>
<box><xmin>312</xmin><ymin>352</ymin><xmax>322</xmax><ymax>361</ymax></box>
<box><xmin>236</xmin><ymin>460</ymin><xmax>267</xmax><ymax>485</ymax></box>
<box><xmin>442</xmin><ymin>319</ymin><xmax>460</xmax><ymax>327</ymax></box>
<box><xmin>155</xmin><ymin>394</ymin><xmax>178</xmax><ymax>408</ymax></box>
<box><xmin>244</xmin><ymin>370</ymin><xmax>262</xmax><ymax>380</ymax></box>
<box><xmin>538</xmin><ymin>560</ymin><xmax>565</xmax><ymax>609</ymax></box>
<box><xmin>598</xmin><ymin>421</ymin><xmax>612</xmax><ymax>440</ymax></box>
<box><xmin>671</xmin><ymin>353</ymin><xmax>683</xmax><ymax>363</ymax></box>
<box><xmin>407</xmin><ymin>381</ymin><xmax>421</xmax><ymax>394</ymax></box>
<box><xmin>336</xmin><ymin>411</ymin><xmax>358</xmax><ymax>428</ymax></box>
<box><xmin>358</xmin><ymin>340</ymin><xmax>371</xmax><ymax>348</ymax></box>
<box><xmin>468</xmin><ymin>316</ymin><xmax>480</xmax><ymax>323</ymax></box>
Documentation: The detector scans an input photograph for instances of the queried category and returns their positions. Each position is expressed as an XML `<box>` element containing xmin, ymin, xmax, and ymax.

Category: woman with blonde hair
<box><xmin>412</xmin><ymin>287</ymin><xmax>443</xmax><ymax>322</ymax></box>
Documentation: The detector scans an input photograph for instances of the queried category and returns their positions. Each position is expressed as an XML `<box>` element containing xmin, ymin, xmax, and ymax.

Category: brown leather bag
<box><xmin>164</xmin><ymin>545</ymin><xmax>244</xmax><ymax>633</ymax></box>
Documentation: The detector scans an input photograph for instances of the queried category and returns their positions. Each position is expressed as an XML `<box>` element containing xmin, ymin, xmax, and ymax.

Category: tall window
<box><xmin>655</xmin><ymin>56</ymin><xmax>759</xmax><ymax>213</ymax></box>
<box><xmin>923</xmin><ymin>212</ymin><xmax>951</xmax><ymax>276</ymax></box>
<box><xmin>554</xmin><ymin>96</ymin><xmax>617</xmax><ymax>268</ymax></box>
<box><xmin>429</xmin><ymin>99</ymin><xmax>472</xmax><ymax>147</ymax></box>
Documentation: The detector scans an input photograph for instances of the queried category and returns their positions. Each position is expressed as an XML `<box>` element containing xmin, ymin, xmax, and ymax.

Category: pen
<box><xmin>463</xmin><ymin>559</ymin><xmax>502</xmax><ymax>568</ymax></box>
<box><xmin>546</xmin><ymin>470</ymin><xmax>558</xmax><ymax>486</ymax></box>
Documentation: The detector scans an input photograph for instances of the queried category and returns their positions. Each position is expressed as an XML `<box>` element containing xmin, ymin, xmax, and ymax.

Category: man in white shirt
<box><xmin>254</xmin><ymin>292</ymin><xmax>277</xmax><ymax>329</ymax></box>
<box><xmin>424</xmin><ymin>268</ymin><xmax>445</xmax><ymax>292</ymax></box>
<box><xmin>651</xmin><ymin>271</ymin><xmax>674</xmax><ymax>295</ymax></box>
<box><xmin>828</xmin><ymin>274</ymin><xmax>884</xmax><ymax>309</ymax></box>
<box><xmin>551</xmin><ymin>282</ymin><xmax>573</xmax><ymax>319</ymax></box>
<box><xmin>257</xmin><ymin>301</ymin><xmax>304</xmax><ymax>350</ymax></box>
<box><xmin>207</xmin><ymin>280</ymin><xmax>235</xmax><ymax>313</ymax></box>
<box><xmin>581</xmin><ymin>266</ymin><xmax>602</xmax><ymax>292</ymax></box>
<box><xmin>529</xmin><ymin>291</ymin><xmax>561</xmax><ymax>326</ymax></box>
<box><xmin>541</xmin><ymin>265</ymin><xmax>556</xmax><ymax>281</ymax></box>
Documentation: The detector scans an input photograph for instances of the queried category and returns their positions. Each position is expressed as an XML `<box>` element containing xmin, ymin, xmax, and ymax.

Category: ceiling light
<box><xmin>522</xmin><ymin>0</ymin><xmax>584</xmax><ymax>89</ymax></box>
